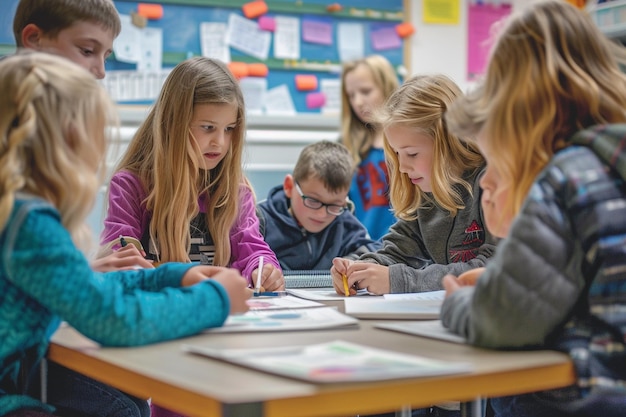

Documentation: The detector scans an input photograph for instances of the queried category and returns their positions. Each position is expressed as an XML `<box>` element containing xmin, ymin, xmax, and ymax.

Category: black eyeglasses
<box><xmin>294</xmin><ymin>182</ymin><xmax>347</xmax><ymax>216</ymax></box>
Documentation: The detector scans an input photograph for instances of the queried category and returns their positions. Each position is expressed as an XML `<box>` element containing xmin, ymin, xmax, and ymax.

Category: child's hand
<box><xmin>345</xmin><ymin>262</ymin><xmax>390</xmax><ymax>295</ymax></box>
<box><xmin>457</xmin><ymin>267</ymin><xmax>485</xmax><ymax>286</ymax></box>
<box><xmin>91</xmin><ymin>245</ymin><xmax>154</xmax><ymax>272</ymax></box>
<box><xmin>181</xmin><ymin>265</ymin><xmax>226</xmax><ymax>287</ymax></box>
<box><xmin>252</xmin><ymin>263</ymin><xmax>284</xmax><ymax>292</ymax></box>
<box><xmin>331</xmin><ymin>257</ymin><xmax>355</xmax><ymax>296</ymax></box>
<box><xmin>442</xmin><ymin>274</ymin><xmax>461</xmax><ymax>298</ymax></box>
<box><xmin>182</xmin><ymin>266</ymin><xmax>251</xmax><ymax>314</ymax></box>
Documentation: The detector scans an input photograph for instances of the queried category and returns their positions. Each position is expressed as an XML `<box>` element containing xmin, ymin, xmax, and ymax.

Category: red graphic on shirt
<box><xmin>356</xmin><ymin>161</ymin><xmax>389</xmax><ymax>210</ymax></box>
<box><xmin>449</xmin><ymin>220</ymin><xmax>484</xmax><ymax>263</ymax></box>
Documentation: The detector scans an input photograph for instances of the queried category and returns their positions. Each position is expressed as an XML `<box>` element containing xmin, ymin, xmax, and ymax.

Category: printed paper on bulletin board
<box><xmin>423</xmin><ymin>0</ymin><xmax>460</xmax><ymax>25</ymax></box>
<box><xmin>110</xmin><ymin>0</ymin><xmax>406</xmax><ymax>112</ymax></box>
<box><xmin>0</xmin><ymin>0</ymin><xmax>408</xmax><ymax>113</ymax></box>
<box><xmin>467</xmin><ymin>2</ymin><xmax>511</xmax><ymax>81</ymax></box>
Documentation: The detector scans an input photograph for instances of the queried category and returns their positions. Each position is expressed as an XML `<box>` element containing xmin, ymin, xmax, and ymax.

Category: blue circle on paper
<box><xmin>267</xmin><ymin>313</ymin><xmax>301</xmax><ymax>319</ymax></box>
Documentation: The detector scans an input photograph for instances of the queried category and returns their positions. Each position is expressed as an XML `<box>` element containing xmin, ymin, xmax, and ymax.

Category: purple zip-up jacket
<box><xmin>101</xmin><ymin>170</ymin><xmax>280</xmax><ymax>284</ymax></box>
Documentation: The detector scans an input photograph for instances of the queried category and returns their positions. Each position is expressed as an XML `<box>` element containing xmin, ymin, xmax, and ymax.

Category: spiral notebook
<box><xmin>283</xmin><ymin>270</ymin><xmax>333</xmax><ymax>288</ymax></box>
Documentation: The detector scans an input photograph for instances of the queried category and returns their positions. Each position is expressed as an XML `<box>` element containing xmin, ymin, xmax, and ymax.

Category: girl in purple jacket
<box><xmin>100</xmin><ymin>56</ymin><xmax>283</xmax><ymax>417</ymax></box>
<box><xmin>99</xmin><ymin>57</ymin><xmax>283</xmax><ymax>290</ymax></box>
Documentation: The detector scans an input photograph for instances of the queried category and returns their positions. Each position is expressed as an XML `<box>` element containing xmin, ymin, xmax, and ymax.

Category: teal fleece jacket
<box><xmin>0</xmin><ymin>197</ymin><xmax>230</xmax><ymax>416</ymax></box>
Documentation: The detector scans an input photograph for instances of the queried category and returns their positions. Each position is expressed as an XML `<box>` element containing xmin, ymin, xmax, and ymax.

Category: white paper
<box><xmin>200</xmin><ymin>22</ymin><xmax>230</xmax><ymax>63</ymax></box>
<box><xmin>383</xmin><ymin>290</ymin><xmax>445</xmax><ymax>301</ymax></box>
<box><xmin>225</xmin><ymin>14</ymin><xmax>271</xmax><ymax>61</ymax></box>
<box><xmin>274</xmin><ymin>16</ymin><xmax>300</xmax><ymax>60</ymax></box>
<box><xmin>101</xmin><ymin>69</ymin><xmax>170</xmax><ymax>101</ymax></box>
<box><xmin>376</xmin><ymin>320</ymin><xmax>467</xmax><ymax>344</ymax></box>
<box><xmin>320</xmin><ymin>78</ymin><xmax>341</xmax><ymax>115</ymax></box>
<box><xmin>247</xmin><ymin>295</ymin><xmax>324</xmax><ymax>311</ymax></box>
<box><xmin>203</xmin><ymin>307</ymin><xmax>359</xmax><ymax>333</ymax></box>
<box><xmin>137</xmin><ymin>27</ymin><xmax>162</xmax><ymax>72</ymax></box>
<box><xmin>113</xmin><ymin>14</ymin><xmax>141</xmax><ymax>63</ymax></box>
<box><xmin>239</xmin><ymin>77</ymin><xmax>267</xmax><ymax>115</ymax></box>
<box><xmin>338</xmin><ymin>23</ymin><xmax>365</xmax><ymax>62</ymax></box>
<box><xmin>183</xmin><ymin>340</ymin><xmax>472</xmax><ymax>383</ymax></box>
<box><xmin>344</xmin><ymin>296</ymin><xmax>442</xmax><ymax>320</ymax></box>
<box><xmin>287</xmin><ymin>288</ymin><xmax>377</xmax><ymax>301</ymax></box>
<box><xmin>263</xmin><ymin>84</ymin><xmax>296</xmax><ymax>115</ymax></box>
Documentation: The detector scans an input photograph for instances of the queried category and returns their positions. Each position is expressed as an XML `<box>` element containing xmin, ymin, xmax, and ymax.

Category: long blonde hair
<box><xmin>380</xmin><ymin>74</ymin><xmax>484</xmax><ymax>221</ymax></box>
<box><xmin>340</xmin><ymin>55</ymin><xmax>399</xmax><ymax>164</ymax></box>
<box><xmin>115</xmin><ymin>57</ymin><xmax>246</xmax><ymax>265</ymax></box>
<box><xmin>446</xmin><ymin>0</ymin><xmax>626</xmax><ymax>222</ymax></box>
<box><xmin>0</xmin><ymin>51</ymin><xmax>113</xmax><ymax>247</ymax></box>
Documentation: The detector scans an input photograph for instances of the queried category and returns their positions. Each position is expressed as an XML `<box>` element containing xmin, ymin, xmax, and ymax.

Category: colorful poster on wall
<box><xmin>467</xmin><ymin>2</ymin><xmax>512</xmax><ymax>81</ymax></box>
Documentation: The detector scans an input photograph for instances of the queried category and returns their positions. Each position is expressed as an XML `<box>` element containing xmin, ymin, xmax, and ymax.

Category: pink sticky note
<box><xmin>258</xmin><ymin>16</ymin><xmax>276</xmax><ymax>32</ymax></box>
<box><xmin>306</xmin><ymin>92</ymin><xmax>326</xmax><ymax>109</ymax></box>
<box><xmin>371</xmin><ymin>26</ymin><xmax>402</xmax><ymax>51</ymax></box>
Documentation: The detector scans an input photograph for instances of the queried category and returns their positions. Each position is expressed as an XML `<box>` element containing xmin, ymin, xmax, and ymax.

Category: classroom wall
<box><xmin>408</xmin><ymin>0</ymin><xmax>536</xmax><ymax>92</ymax></box>
<box><xmin>88</xmin><ymin>0</ymin><xmax>535</xmax><ymax>244</ymax></box>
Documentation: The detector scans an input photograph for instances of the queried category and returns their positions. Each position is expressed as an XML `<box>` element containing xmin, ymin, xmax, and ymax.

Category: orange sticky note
<box><xmin>247</xmin><ymin>63</ymin><xmax>269</xmax><ymax>77</ymax></box>
<box><xmin>137</xmin><ymin>3</ymin><xmax>163</xmax><ymax>20</ymax></box>
<box><xmin>227</xmin><ymin>62</ymin><xmax>249</xmax><ymax>79</ymax></box>
<box><xmin>242</xmin><ymin>0</ymin><xmax>268</xmax><ymax>19</ymax></box>
<box><xmin>326</xmin><ymin>3</ymin><xmax>343</xmax><ymax>12</ymax></box>
<box><xmin>295</xmin><ymin>74</ymin><xmax>318</xmax><ymax>91</ymax></box>
<box><xmin>395</xmin><ymin>22</ymin><xmax>415</xmax><ymax>38</ymax></box>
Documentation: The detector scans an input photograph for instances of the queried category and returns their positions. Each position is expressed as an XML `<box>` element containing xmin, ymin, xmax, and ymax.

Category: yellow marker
<box><xmin>342</xmin><ymin>274</ymin><xmax>350</xmax><ymax>297</ymax></box>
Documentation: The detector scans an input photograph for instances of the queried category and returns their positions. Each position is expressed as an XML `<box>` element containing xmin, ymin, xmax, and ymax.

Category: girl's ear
<box><xmin>283</xmin><ymin>174</ymin><xmax>295</xmax><ymax>198</ymax></box>
<box><xmin>21</xmin><ymin>24</ymin><xmax>44</xmax><ymax>49</ymax></box>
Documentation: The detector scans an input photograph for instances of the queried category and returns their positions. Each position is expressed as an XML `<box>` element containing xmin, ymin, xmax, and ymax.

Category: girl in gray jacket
<box><xmin>331</xmin><ymin>74</ymin><xmax>497</xmax><ymax>296</ymax></box>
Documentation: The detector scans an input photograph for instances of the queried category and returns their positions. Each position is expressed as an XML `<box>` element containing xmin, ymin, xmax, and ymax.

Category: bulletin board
<box><xmin>0</xmin><ymin>0</ymin><xmax>411</xmax><ymax>114</ymax></box>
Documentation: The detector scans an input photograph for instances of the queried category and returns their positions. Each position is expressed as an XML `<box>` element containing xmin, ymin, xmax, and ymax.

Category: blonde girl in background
<box><xmin>340</xmin><ymin>54</ymin><xmax>399</xmax><ymax>240</ymax></box>
<box><xmin>333</xmin><ymin>74</ymin><xmax>496</xmax><ymax>295</ymax></box>
<box><xmin>100</xmin><ymin>56</ymin><xmax>282</xmax><ymax>289</ymax></box>
<box><xmin>0</xmin><ymin>52</ymin><xmax>250</xmax><ymax>417</ymax></box>
<box><xmin>442</xmin><ymin>1</ymin><xmax>626</xmax><ymax>416</ymax></box>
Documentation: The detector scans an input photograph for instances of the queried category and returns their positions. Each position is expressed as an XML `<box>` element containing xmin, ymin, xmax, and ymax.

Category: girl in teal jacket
<box><xmin>0</xmin><ymin>52</ymin><xmax>250</xmax><ymax>417</ymax></box>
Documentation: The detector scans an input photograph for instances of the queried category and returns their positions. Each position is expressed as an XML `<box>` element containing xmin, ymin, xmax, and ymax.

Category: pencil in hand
<box><xmin>255</xmin><ymin>256</ymin><xmax>264</xmax><ymax>294</ymax></box>
<box><xmin>342</xmin><ymin>274</ymin><xmax>350</xmax><ymax>297</ymax></box>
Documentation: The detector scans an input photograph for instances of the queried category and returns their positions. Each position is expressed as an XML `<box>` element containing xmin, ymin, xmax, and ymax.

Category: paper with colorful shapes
<box><xmin>182</xmin><ymin>340</ymin><xmax>472</xmax><ymax>383</ymax></box>
<box><xmin>246</xmin><ymin>295</ymin><xmax>325</xmax><ymax>311</ymax></box>
<box><xmin>203</xmin><ymin>307</ymin><xmax>358</xmax><ymax>333</ymax></box>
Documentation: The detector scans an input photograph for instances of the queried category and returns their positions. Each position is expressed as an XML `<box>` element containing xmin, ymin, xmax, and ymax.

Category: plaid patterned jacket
<box><xmin>551</xmin><ymin>124</ymin><xmax>626</xmax><ymax>403</ymax></box>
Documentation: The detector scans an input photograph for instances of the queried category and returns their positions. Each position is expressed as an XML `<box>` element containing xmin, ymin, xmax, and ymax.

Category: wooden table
<box><xmin>48</xmin><ymin>319</ymin><xmax>575</xmax><ymax>417</ymax></box>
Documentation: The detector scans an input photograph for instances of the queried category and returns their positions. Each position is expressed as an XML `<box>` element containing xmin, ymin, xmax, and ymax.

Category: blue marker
<box><xmin>253</xmin><ymin>291</ymin><xmax>288</xmax><ymax>297</ymax></box>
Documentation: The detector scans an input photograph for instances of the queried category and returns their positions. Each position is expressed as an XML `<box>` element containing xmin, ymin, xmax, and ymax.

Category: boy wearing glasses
<box><xmin>257</xmin><ymin>140</ymin><xmax>381</xmax><ymax>270</ymax></box>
